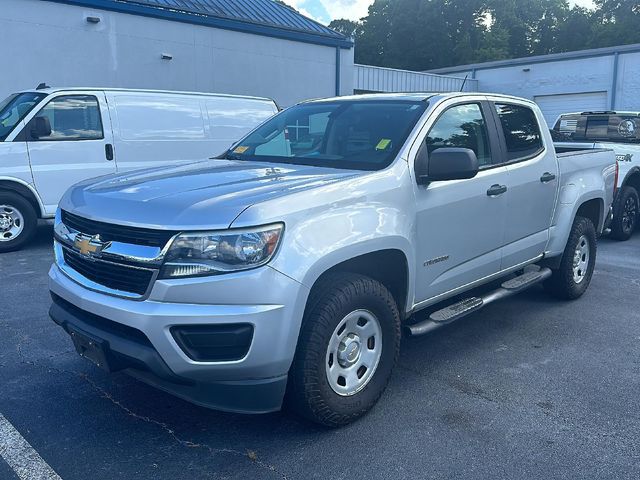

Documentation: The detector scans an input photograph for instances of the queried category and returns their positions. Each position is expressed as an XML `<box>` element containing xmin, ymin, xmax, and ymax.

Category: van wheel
<box><xmin>0</xmin><ymin>192</ymin><xmax>37</xmax><ymax>252</ymax></box>
<box><xmin>544</xmin><ymin>216</ymin><xmax>597</xmax><ymax>300</ymax></box>
<box><xmin>287</xmin><ymin>273</ymin><xmax>400</xmax><ymax>427</ymax></box>
<box><xmin>610</xmin><ymin>186</ymin><xmax>638</xmax><ymax>241</ymax></box>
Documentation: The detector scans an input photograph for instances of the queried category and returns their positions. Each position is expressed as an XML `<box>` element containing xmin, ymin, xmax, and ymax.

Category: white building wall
<box><xmin>0</xmin><ymin>0</ymin><xmax>353</xmax><ymax>106</ymax></box>
<box><xmin>434</xmin><ymin>47</ymin><xmax>640</xmax><ymax>124</ymax></box>
<box><xmin>616</xmin><ymin>51</ymin><xmax>640</xmax><ymax>111</ymax></box>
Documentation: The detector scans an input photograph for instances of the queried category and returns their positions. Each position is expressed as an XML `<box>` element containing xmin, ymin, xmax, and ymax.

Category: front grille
<box><xmin>63</xmin><ymin>248</ymin><xmax>154</xmax><ymax>296</ymax></box>
<box><xmin>61</xmin><ymin>210</ymin><xmax>177</xmax><ymax>248</ymax></box>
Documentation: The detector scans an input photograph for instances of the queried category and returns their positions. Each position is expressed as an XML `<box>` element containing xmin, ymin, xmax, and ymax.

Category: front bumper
<box><xmin>49</xmin><ymin>263</ymin><xmax>310</xmax><ymax>413</ymax></box>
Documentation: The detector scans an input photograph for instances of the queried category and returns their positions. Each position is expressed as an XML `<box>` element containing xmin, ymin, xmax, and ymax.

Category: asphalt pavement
<box><xmin>1</xmin><ymin>225</ymin><xmax>639</xmax><ymax>479</ymax></box>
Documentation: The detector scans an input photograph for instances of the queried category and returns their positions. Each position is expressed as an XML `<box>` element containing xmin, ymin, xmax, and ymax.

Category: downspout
<box><xmin>335</xmin><ymin>47</ymin><xmax>341</xmax><ymax>96</ymax></box>
<box><xmin>611</xmin><ymin>51</ymin><xmax>619</xmax><ymax>110</ymax></box>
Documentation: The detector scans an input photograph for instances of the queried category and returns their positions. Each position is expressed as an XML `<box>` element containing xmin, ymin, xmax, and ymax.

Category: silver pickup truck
<box><xmin>49</xmin><ymin>93</ymin><xmax>616</xmax><ymax>426</ymax></box>
<box><xmin>553</xmin><ymin>111</ymin><xmax>640</xmax><ymax>240</ymax></box>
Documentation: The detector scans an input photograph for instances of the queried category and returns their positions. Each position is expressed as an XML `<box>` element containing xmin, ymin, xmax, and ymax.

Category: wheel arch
<box><xmin>0</xmin><ymin>178</ymin><xmax>43</xmax><ymax>218</ymax></box>
<box><xmin>301</xmin><ymin>245</ymin><xmax>413</xmax><ymax>321</ymax></box>
<box><xmin>621</xmin><ymin>167</ymin><xmax>640</xmax><ymax>193</ymax></box>
<box><xmin>575</xmin><ymin>197</ymin><xmax>604</xmax><ymax>233</ymax></box>
<box><xmin>545</xmin><ymin>193</ymin><xmax>605</xmax><ymax>263</ymax></box>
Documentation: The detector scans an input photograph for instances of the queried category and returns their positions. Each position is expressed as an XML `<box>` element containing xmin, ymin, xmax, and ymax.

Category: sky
<box><xmin>281</xmin><ymin>0</ymin><xmax>596</xmax><ymax>25</ymax></box>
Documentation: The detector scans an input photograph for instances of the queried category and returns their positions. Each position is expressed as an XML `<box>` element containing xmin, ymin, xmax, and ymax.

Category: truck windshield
<box><xmin>223</xmin><ymin>100</ymin><xmax>428</xmax><ymax>171</ymax></box>
<box><xmin>553</xmin><ymin>114</ymin><xmax>640</xmax><ymax>144</ymax></box>
<box><xmin>0</xmin><ymin>92</ymin><xmax>46</xmax><ymax>141</ymax></box>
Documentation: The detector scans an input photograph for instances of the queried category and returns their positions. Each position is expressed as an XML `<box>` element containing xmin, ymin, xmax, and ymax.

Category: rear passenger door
<box><xmin>490</xmin><ymin>101</ymin><xmax>559</xmax><ymax>268</ymax></box>
<box><xmin>24</xmin><ymin>92</ymin><xmax>115</xmax><ymax>215</ymax></box>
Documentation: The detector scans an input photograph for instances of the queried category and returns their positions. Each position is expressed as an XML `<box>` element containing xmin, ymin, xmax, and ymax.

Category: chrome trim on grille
<box><xmin>55</xmin><ymin>242</ymin><xmax>158</xmax><ymax>299</ymax></box>
<box><xmin>54</xmin><ymin>220</ymin><xmax>176</xmax><ymax>265</ymax></box>
<box><xmin>53</xmin><ymin>211</ymin><xmax>177</xmax><ymax>299</ymax></box>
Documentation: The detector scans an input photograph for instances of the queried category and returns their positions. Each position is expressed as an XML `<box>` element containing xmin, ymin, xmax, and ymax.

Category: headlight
<box><xmin>160</xmin><ymin>224</ymin><xmax>283</xmax><ymax>278</ymax></box>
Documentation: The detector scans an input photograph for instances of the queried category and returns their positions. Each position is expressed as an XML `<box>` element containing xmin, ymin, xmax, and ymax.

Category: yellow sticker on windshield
<box><xmin>233</xmin><ymin>146</ymin><xmax>249</xmax><ymax>154</ymax></box>
<box><xmin>376</xmin><ymin>139</ymin><xmax>391</xmax><ymax>151</ymax></box>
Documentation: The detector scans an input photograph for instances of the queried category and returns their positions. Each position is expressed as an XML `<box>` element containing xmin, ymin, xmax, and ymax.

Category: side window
<box><xmin>426</xmin><ymin>103</ymin><xmax>493</xmax><ymax>167</ymax></box>
<box><xmin>32</xmin><ymin>95</ymin><xmax>103</xmax><ymax>141</ymax></box>
<box><xmin>495</xmin><ymin>104</ymin><xmax>543</xmax><ymax>161</ymax></box>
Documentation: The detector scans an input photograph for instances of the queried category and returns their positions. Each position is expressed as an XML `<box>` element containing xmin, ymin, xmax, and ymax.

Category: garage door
<box><xmin>534</xmin><ymin>92</ymin><xmax>608</xmax><ymax>127</ymax></box>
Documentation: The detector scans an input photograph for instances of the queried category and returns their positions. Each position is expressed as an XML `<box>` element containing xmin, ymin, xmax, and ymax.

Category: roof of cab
<box><xmin>301</xmin><ymin>92</ymin><xmax>536</xmax><ymax>104</ymax></box>
<box><xmin>559</xmin><ymin>111</ymin><xmax>640</xmax><ymax>117</ymax></box>
<box><xmin>17</xmin><ymin>87</ymin><xmax>276</xmax><ymax>103</ymax></box>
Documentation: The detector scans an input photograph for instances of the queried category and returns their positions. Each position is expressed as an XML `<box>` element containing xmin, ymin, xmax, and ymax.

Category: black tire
<box><xmin>544</xmin><ymin>216</ymin><xmax>597</xmax><ymax>300</ymax></box>
<box><xmin>610</xmin><ymin>186</ymin><xmax>638</xmax><ymax>241</ymax></box>
<box><xmin>287</xmin><ymin>272</ymin><xmax>401</xmax><ymax>427</ymax></box>
<box><xmin>0</xmin><ymin>191</ymin><xmax>37</xmax><ymax>253</ymax></box>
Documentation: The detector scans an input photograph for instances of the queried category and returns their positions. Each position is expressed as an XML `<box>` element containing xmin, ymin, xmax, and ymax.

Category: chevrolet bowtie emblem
<box><xmin>74</xmin><ymin>234</ymin><xmax>108</xmax><ymax>256</ymax></box>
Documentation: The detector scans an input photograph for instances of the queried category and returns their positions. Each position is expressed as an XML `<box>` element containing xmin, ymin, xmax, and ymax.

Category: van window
<box><xmin>115</xmin><ymin>96</ymin><xmax>206</xmax><ymax>141</ymax></box>
<box><xmin>34</xmin><ymin>95</ymin><xmax>103</xmax><ymax>141</ymax></box>
<box><xmin>495</xmin><ymin>104</ymin><xmax>544</xmax><ymax>161</ymax></box>
<box><xmin>0</xmin><ymin>92</ymin><xmax>46</xmax><ymax>141</ymax></box>
<box><xmin>426</xmin><ymin>103</ymin><xmax>493</xmax><ymax>167</ymax></box>
<box><xmin>206</xmin><ymin>98</ymin><xmax>274</xmax><ymax>141</ymax></box>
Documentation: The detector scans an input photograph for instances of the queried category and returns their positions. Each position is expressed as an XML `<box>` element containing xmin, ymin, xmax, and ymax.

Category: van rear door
<box><xmin>24</xmin><ymin>91</ymin><xmax>116</xmax><ymax>215</ymax></box>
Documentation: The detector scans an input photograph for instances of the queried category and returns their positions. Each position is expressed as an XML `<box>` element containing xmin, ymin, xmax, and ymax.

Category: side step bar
<box><xmin>407</xmin><ymin>267</ymin><xmax>552</xmax><ymax>336</ymax></box>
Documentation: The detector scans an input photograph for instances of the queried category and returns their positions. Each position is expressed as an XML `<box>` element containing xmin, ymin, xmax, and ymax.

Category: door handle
<box><xmin>540</xmin><ymin>172</ymin><xmax>556</xmax><ymax>183</ymax></box>
<box><xmin>486</xmin><ymin>184</ymin><xmax>507</xmax><ymax>197</ymax></box>
<box><xmin>105</xmin><ymin>143</ymin><xmax>114</xmax><ymax>161</ymax></box>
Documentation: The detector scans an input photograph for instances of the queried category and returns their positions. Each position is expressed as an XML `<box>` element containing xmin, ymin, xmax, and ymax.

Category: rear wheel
<box><xmin>544</xmin><ymin>216</ymin><xmax>597</xmax><ymax>300</ymax></box>
<box><xmin>610</xmin><ymin>186</ymin><xmax>638</xmax><ymax>241</ymax></box>
<box><xmin>287</xmin><ymin>273</ymin><xmax>401</xmax><ymax>427</ymax></box>
<box><xmin>0</xmin><ymin>192</ymin><xmax>37</xmax><ymax>253</ymax></box>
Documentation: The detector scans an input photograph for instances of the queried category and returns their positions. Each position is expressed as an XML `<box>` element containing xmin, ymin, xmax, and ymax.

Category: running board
<box><xmin>407</xmin><ymin>267</ymin><xmax>552</xmax><ymax>336</ymax></box>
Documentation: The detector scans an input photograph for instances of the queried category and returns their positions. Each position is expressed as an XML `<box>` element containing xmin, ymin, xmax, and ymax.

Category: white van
<box><xmin>0</xmin><ymin>87</ymin><xmax>278</xmax><ymax>251</ymax></box>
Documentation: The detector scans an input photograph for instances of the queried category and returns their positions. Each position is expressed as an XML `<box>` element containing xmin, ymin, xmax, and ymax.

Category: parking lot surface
<box><xmin>1</xmin><ymin>226</ymin><xmax>639</xmax><ymax>480</ymax></box>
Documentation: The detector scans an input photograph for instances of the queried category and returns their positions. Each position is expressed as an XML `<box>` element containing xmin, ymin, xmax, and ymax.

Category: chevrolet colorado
<box><xmin>49</xmin><ymin>93</ymin><xmax>616</xmax><ymax>426</ymax></box>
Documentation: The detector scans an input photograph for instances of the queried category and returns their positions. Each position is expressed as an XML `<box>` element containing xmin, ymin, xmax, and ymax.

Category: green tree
<box><xmin>326</xmin><ymin>0</ymin><xmax>640</xmax><ymax>70</ymax></box>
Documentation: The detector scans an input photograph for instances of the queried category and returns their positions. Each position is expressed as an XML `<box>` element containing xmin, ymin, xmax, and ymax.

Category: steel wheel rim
<box><xmin>325</xmin><ymin>309</ymin><xmax>382</xmax><ymax>396</ymax></box>
<box><xmin>0</xmin><ymin>204</ymin><xmax>24</xmax><ymax>242</ymax></box>
<box><xmin>621</xmin><ymin>197</ymin><xmax>637</xmax><ymax>233</ymax></box>
<box><xmin>572</xmin><ymin>234</ymin><xmax>590</xmax><ymax>284</ymax></box>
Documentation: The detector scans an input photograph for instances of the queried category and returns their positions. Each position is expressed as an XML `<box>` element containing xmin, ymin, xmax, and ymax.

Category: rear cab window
<box><xmin>553</xmin><ymin>113</ymin><xmax>640</xmax><ymax>144</ymax></box>
<box><xmin>494</xmin><ymin>103</ymin><xmax>544</xmax><ymax>161</ymax></box>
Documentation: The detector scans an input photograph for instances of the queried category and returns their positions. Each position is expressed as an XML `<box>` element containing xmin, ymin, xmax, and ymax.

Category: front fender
<box><xmin>272</xmin><ymin>204</ymin><xmax>415</xmax><ymax>297</ymax></box>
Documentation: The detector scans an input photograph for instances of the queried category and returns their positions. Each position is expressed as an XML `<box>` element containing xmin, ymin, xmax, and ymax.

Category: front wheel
<box><xmin>0</xmin><ymin>192</ymin><xmax>37</xmax><ymax>253</ymax></box>
<box><xmin>544</xmin><ymin>216</ymin><xmax>597</xmax><ymax>300</ymax></box>
<box><xmin>287</xmin><ymin>273</ymin><xmax>401</xmax><ymax>427</ymax></box>
<box><xmin>610</xmin><ymin>186</ymin><xmax>638</xmax><ymax>241</ymax></box>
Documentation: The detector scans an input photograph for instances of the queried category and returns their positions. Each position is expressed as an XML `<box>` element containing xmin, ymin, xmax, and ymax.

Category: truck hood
<box><xmin>60</xmin><ymin>160</ymin><xmax>360</xmax><ymax>230</ymax></box>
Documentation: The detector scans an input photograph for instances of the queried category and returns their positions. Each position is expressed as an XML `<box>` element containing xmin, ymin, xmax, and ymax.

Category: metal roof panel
<box><xmin>46</xmin><ymin>0</ymin><xmax>353</xmax><ymax>48</ymax></box>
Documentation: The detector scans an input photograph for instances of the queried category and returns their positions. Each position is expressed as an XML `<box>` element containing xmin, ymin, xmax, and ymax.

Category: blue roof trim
<box><xmin>430</xmin><ymin>42</ymin><xmax>640</xmax><ymax>74</ymax></box>
<box><xmin>47</xmin><ymin>0</ymin><xmax>353</xmax><ymax>48</ymax></box>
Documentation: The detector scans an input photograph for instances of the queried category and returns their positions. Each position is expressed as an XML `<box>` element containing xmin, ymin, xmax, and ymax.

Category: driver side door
<box><xmin>412</xmin><ymin>100</ymin><xmax>509</xmax><ymax>306</ymax></box>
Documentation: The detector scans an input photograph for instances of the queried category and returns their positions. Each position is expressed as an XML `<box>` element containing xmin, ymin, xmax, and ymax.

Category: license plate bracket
<box><xmin>69</xmin><ymin>327</ymin><xmax>111</xmax><ymax>372</ymax></box>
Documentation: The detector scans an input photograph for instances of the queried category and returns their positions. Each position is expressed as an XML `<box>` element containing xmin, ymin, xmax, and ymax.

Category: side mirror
<box><xmin>415</xmin><ymin>147</ymin><xmax>479</xmax><ymax>184</ymax></box>
<box><xmin>30</xmin><ymin>116</ymin><xmax>51</xmax><ymax>140</ymax></box>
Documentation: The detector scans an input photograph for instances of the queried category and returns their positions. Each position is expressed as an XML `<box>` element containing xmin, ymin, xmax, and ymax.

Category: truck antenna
<box><xmin>459</xmin><ymin>74</ymin><xmax>469</xmax><ymax>92</ymax></box>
